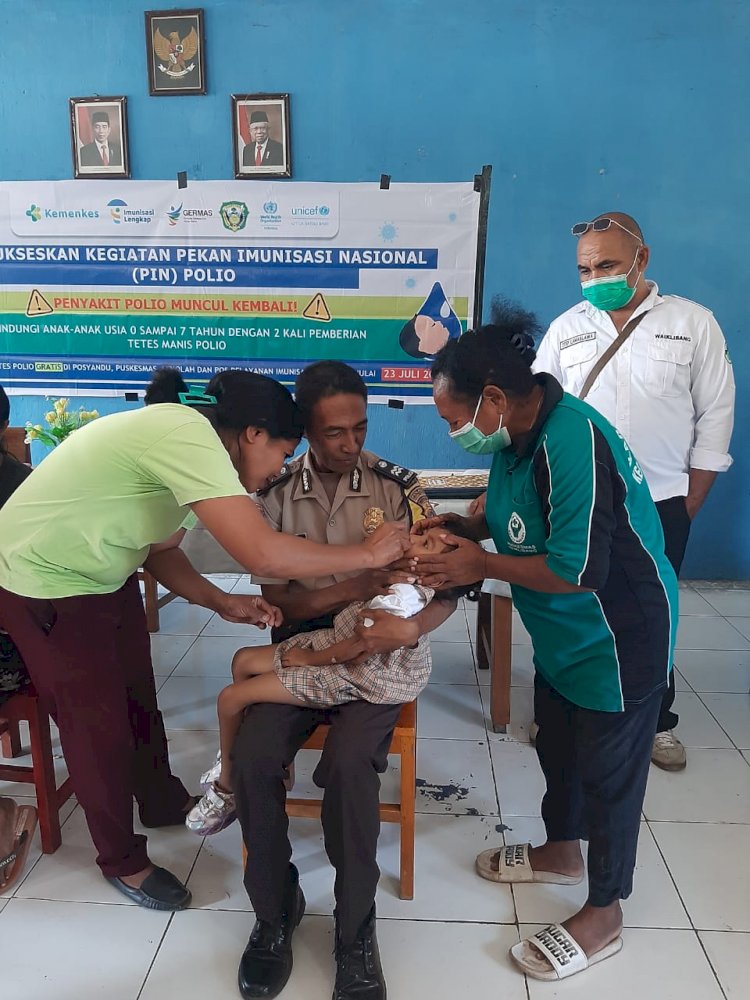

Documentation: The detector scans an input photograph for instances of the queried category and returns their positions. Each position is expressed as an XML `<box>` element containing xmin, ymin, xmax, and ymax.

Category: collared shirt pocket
<box><xmin>645</xmin><ymin>339</ymin><xmax>692</xmax><ymax>397</ymax></box>
<box><xmin>559</xmin><ymin>338</ymin><xmax>599</xmax><ymax>395</ymax></box>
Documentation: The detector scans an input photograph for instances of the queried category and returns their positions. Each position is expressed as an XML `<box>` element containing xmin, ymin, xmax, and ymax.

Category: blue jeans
<box><xmin>534</xmin><ymin>673</ymin><xmax>662</xmax><ymax>907</ymax></box>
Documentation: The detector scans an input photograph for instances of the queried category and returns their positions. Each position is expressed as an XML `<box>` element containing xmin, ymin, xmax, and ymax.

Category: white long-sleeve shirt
<box><xmin>533</xmin><ymin>282</ymin><xmax>735</xmax><ymax>502</ymax></box>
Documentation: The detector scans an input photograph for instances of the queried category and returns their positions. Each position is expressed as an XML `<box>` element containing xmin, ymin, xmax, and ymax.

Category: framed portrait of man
<box><xmin>69</xmin><ymin>97</ymin><xmax>130</xmax><ymax>179</ymax></box>
<box><xmin>232</xmin><ymin>93</ymin><xmax>291</xmax><ymax>179</ymax></box>
<box><xmin>145</xmin><ymin>8</ymin><xmax>206</xmax><ymax>96</ymax></box>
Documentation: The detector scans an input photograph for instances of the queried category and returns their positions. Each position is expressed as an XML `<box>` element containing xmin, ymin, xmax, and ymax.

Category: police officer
<box><xmin>233</xmin><ymin>361</ymin><xmax>456</xmax><ymax>1000</ymax></box>
<box><xmin>535</xmin><ymin>212</ymin><xmax>735</xmax><ymax>771</ymax></box>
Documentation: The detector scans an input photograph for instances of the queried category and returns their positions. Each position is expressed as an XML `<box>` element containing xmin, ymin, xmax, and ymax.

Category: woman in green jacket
<box><xmin>416</xmin><ymin>305</ymin><xmax>678</xmax><ymax>983</ymax></box>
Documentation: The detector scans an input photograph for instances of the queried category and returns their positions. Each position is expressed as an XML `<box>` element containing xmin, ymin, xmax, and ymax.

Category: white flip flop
<box><xmin>475</xmin><ymin>843</ymin><xmax>584</xmax><ymax>885</ymax></box>
<box><xmin>510</xmin><ymin>923</ymin><xmax>623</xmax><ymax>981</ymax></box>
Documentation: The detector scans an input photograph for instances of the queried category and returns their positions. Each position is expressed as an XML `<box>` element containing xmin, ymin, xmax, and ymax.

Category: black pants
<box><xmin>655</xmin><ymin>496</ymin><xmax>692</xmax><ymax>733</ymax></box>
<box><xmin>535</xmin><ymin>673</ymin><xmax>662</xmax><ymax>906</ymax></box>
<box><xmin>233</xmin><ymin>698</ymin><xmax>402</xmax><ymax>944</ymax></box>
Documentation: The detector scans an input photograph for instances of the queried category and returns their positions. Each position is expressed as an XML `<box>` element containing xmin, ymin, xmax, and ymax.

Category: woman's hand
<box><xmin>216</xmin><ymin>593</ymin><xmax>283</xmax><ymax>629</ymax></box>
<box><xmin>349</xmin><ymin>609</ymin><xmax>420</xmax><ymax>664</ymax></box>
<box><xmin>415</xmin><ymin>533</ymin><xmax>488</xmax><ymax>589</ymax></box>
<box><xmin>468</xmin><ymin>492</ymin><xmax>487</xmax><ymax>517</ymax></box>
<box><xmin>362</xmin><ymin>523</ymin><xmax>410</xmax><ymax>568</ymax></box>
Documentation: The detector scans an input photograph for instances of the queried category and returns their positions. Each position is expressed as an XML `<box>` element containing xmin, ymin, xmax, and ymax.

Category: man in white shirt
<box><xmin>534</xmin><ymin>212</ymin><xmax>735</xmax><ymax>771</ymax></box>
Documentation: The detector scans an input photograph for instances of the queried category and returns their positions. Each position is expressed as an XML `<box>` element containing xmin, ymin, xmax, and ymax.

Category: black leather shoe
<box><xmin>238</xmin><ymin>865</ymin><xmax>306</xmax><ymax>999</ymax></box>
<box><xmin>333</xmin><ymin>907</ymin><xmax>386</xmax><ymax>1000</ymax></box>
<box><xmin>106</xmin><ymin>866</ymin><xmax>191</xmax><ymax>911</ymax></box>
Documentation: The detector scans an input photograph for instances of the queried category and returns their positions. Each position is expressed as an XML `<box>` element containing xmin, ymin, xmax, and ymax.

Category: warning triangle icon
<box><xmin>26</xmin><ymin>289</ymin><xmax>54</xmax><ymax>316</ymax></box>
<box><xmin>302</xmin><ymin>292</ymin><xmax>331</xmax><ymax>322</ymax></box>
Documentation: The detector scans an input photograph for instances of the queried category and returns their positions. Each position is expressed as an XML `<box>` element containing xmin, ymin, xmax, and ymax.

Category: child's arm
<box><xmin>280</xmin><ymin>634</ymin><xmax>367</xmax><ymax>669</ymax></box>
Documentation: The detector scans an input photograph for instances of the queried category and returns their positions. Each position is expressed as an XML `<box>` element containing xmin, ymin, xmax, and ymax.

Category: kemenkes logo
<box><xmin>108</xmin><ymin>198</ymin><xmax>127</xmax><ymax>223</ymax></box>
<box><xmin>26</xmin><ymin>202</ymin><xmax>99</xmax><ymax>221</ymax></box>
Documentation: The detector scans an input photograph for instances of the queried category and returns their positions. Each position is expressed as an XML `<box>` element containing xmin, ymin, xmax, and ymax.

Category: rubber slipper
<box><xmin>476</xmin><ymin>843</ymin><xmax>584</xmax><ymax>884</ymax></box>
<box><xmin>510</xmin><ymin>923</ymin><xmax>623</xmax><ymax>981</ymax></box>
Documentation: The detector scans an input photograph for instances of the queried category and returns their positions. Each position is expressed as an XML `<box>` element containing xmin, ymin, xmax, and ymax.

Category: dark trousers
<box><xmin>655</xmin><ymin>496</ymin><xmax>692</xmax><ymax>733</ymax></box>
<box><xmin>0</xmin><ymin>576</ymin><xmax>189</xmax><ymax>877</ymax></box>
<box><xmin>233</xmin><ymin>698</ymin><xmax>402</xmax><ymax>944</ymax></box>
<box><xmin>535</xmin><ymin>673</ymin><xmax>662</xmax><ymax>907</ymax></box>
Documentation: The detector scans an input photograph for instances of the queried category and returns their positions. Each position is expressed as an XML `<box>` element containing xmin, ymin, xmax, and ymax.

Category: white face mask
<box><xmin>449</xmin><ymin>396</ymin><xmax>512</xmax><ymax>455</ymax></box>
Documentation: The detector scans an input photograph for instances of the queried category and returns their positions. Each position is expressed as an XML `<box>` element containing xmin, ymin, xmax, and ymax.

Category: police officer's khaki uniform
<box><xmin>232</xmin><ymin>448</ymin><xmax>434</xmax><ymax>945</ymax></box>
<box><xmin>256</xmin><ymin>448</ymin><xmax>433</xmax><ymax>593</ymax></box>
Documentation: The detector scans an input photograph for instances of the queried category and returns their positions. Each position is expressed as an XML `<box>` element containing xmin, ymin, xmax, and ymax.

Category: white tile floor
<box><xmin>1</xmin><ymin>577</ymin><xmax>749</xmax><ymax>1000</ymax></box>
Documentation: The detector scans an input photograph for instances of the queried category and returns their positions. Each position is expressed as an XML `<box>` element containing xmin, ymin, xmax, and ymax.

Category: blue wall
<box><xmin>1</xmin><ymin>0</ymin><xmax>748</xmax><ymax>577</ymax></box>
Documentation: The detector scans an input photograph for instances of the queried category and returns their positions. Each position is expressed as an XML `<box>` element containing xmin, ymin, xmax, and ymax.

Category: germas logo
<box><xmin>108</xmin><ymin>198</ymin><xmax>127</xmax><ymax>223</ymax></box>
<box><xmin>167</xmin><ymin>203</ymin><xmax>183</xmax><ymax>226</ymax></box>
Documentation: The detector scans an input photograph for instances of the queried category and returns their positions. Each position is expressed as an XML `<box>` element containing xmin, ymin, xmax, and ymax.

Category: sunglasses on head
<box><xmin>571</xmin><ymin>218</ymin><xmax>642</xmax><ymax>242</ymax></box>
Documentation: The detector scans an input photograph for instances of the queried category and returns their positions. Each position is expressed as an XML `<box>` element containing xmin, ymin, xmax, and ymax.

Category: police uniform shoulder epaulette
<box><xmin>370</xmin><ymin>458</ymin><xmax>418</xmax><ymax>487</ymax></box>
<box><xmin>257</xmin><ymin>457</ymin><xmax>301</xmax><ymax>496</ymax></box>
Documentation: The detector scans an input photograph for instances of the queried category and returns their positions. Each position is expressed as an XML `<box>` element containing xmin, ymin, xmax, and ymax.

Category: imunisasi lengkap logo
<box><xmin>107</xmin><ymin>199</ymin><xmax>154</xmax><ymax>225</ymax></box>
<box><xmin>108</xmin><ymin>198</ymin><xmax>127</xmax><ymax>223</ymax></box>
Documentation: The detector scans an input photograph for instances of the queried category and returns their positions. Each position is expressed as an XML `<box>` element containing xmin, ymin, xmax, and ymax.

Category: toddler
<box><xmin>186</xmin><ymin>525</ymin><xmax>478</xmax><ymax>834</ymax></box>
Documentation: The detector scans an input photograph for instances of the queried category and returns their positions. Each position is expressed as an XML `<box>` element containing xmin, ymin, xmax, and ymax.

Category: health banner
<box><xmin>0</xmin><ymin>180</ymin><xmax>480</xmax><ymax>399</ymax></box>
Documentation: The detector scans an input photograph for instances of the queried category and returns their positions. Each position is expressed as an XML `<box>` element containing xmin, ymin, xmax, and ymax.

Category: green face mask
<box><xmin>581</xmin><ymin>250</ymin><xmax>641</xmax><ymax>311</ymax></box>
<box><xmin>449</xmin><ymin>396</ymin><xmax>511</xmax><ymax>455</ymax></box>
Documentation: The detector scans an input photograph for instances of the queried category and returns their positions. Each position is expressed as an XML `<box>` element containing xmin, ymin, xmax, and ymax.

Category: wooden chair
<box><xmin>0</xmin><ymin>688</ymin><xmax>75</xmax><ymax>853</ymax></box>
<box><xmin>243</xmin><ymin>701</ymin><xmax>417</xmax><ymax>900</ymax></box>
<box><xmin>137</xmin><ymin>568</ymin><xmax>178</xmax><ymax>633</ymax></box>
<box><xmin>475</xmin><ymin>587</ymin><xmax>513</xmax><ymax>733</ymax></box>
<box><xmin>4</xmin><ymin>427</ymin><xmax>31</xmax><ymax>464</ymax></box>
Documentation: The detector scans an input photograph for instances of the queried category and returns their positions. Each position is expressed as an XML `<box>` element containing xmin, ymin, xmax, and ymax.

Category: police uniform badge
<box><xmin>363</xmin><ymin>507</ymin><xmax>385</xmax><ymax>534</ymax></box>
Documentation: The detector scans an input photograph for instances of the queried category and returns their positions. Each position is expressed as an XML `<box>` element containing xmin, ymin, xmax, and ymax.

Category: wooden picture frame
<box><xmin>232</xmin><ymin>93</ymin><xmax>291</xmax><ymax>179</ymax></box>
<box><xmin>145</xmin><ymin>8</ymin><xmax>206</xmax><ymax>96</ymax></box>
<box><xmin>69</xmin><ymin>96</ymin><xmax>130</xmax><ymax>179</ymax></box>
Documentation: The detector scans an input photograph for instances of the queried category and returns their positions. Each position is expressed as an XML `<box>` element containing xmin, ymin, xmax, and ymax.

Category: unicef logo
<box><xmin>508</xmin><ymin>512</ymin><xmax>526</xmax><ymax>544</ymax></box>
<box><xmin>263</xmin><ymin>201</ymin><xmax>278</xmax><ymax>214</ymax></box>
<box><xmin>318</xmin><ymin>205</ymin><xmax>330</xmax><ymax>216</ymax></box>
